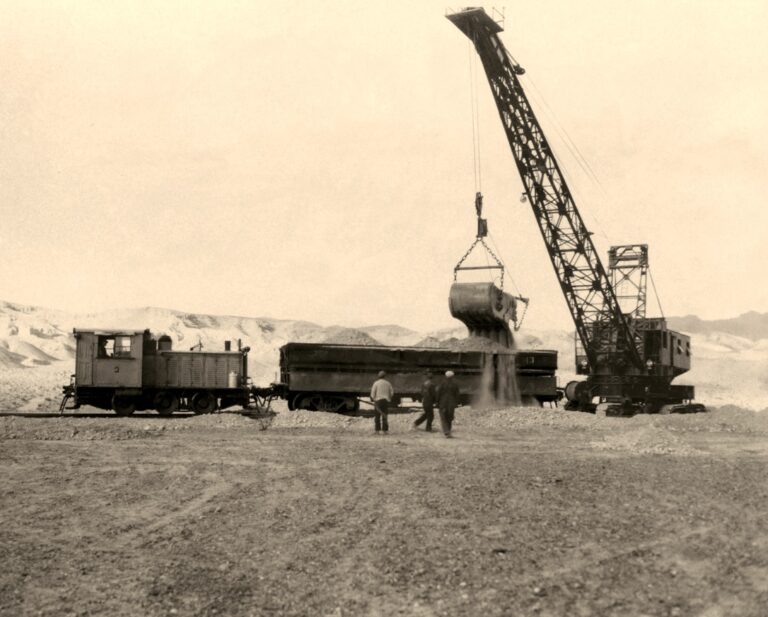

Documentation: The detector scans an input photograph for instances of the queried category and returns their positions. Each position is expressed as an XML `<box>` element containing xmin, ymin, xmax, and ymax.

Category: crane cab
<box><xmin>637</xmin><ymin>318</ymin><xmax>691</xmax><ymax>377</ymax></box>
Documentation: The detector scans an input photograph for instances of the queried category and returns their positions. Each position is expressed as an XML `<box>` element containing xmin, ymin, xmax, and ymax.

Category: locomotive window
<box><xmin>97</xmin><ymin>335</ymin><xmax>132</xmax><ymax>358</ymax></box>
<box><xmin>114</xmin><ymin>336</ymin><xmax>132</xmax><ymax>357</ymax></box>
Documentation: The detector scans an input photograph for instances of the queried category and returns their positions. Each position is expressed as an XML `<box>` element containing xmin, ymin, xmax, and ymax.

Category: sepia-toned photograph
<box><xmin>1</xmin><ymin>1</ymin><xmax>766</xmax><ymax>615</ymax></box>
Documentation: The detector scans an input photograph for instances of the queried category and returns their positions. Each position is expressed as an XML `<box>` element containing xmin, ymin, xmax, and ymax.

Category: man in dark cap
<box><xmin>370</xmin><ymin>370</ymin><xmax>394</xmax><ymax>434</ymax></box>
<box><xmin>437</xmin><ymin>370</ymin><xmax>461</xmax><ymax>438</ymax></box>
<box><xmin>413</xmin><ymin>370</ymin><xmax>436</xmax><ymax>432</ymax></box>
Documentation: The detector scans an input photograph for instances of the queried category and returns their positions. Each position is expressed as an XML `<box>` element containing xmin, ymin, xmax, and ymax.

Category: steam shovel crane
<box><xmin>447</xmin><ymin>8</ymin><xmax>704</xmax><ymax>414</ymax></box>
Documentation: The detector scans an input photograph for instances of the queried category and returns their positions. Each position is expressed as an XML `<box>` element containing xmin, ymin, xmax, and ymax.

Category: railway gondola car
<box><xmin>272</xmin><ymin>342</ymin><xmax>558</xmax><ymax>412</ymax></box>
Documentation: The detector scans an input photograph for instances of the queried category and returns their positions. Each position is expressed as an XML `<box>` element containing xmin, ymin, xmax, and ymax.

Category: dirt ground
<box><xmin>1</xmin><ymin>405</ymin><xmax>767</xmax><ymax>617</ymax></box>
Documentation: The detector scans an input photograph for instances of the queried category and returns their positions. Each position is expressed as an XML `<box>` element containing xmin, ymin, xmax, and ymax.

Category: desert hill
<box><xmin>1</xmin><ymin>300</ymin><xmax>767</xmax><ymax>410</ymax></box>
<box><xmin>668</xmin><ymin>311</ymin><xmax>768</xmax><ymax>341</ymax></box>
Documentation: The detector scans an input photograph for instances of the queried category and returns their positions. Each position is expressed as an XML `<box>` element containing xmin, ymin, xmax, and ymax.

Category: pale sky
<box><xmin>1</xmin><ymin>0</ymin><xmax>767</xmax><ymax>332</ymax></box>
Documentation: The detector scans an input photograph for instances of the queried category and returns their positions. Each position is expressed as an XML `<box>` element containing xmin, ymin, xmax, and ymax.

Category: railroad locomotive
<box><xmin>61</xmin><ymin>329</ymin><xmax>252</xmax><ymax>415</ymax></box>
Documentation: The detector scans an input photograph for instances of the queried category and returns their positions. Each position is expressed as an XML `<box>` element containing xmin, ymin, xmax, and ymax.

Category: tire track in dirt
<box><xmin>110</xmin><ymin>479</ymin><xmax>234</xmax><ymax>549</ymax></box>
<box><xmin>524</xmin><ymin>506</ymin><xmax>767</xmax><ymax>589</ymax></box>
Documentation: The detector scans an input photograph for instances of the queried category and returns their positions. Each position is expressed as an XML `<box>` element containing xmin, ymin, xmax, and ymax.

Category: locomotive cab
<box><xmin>75</xmin><ymin>329</ymin><xmax>146</xmax><ymax>390</ymax></box>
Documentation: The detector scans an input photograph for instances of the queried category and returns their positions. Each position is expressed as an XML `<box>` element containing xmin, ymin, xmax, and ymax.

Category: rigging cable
<box><xmin>648</xmin><ymin>268</ymin><xmax>665</xmax><ymax>318</ymax></box>
<box><xmin>487</xmin><ymin>232</ymin><xmax>524</xmax><ymax>297</ymax></box>
<box><xmin>522</xmin><ymin>72</ymin><xmax>603</xmax><ymax>189</ymax></box>
<box><xmin>519</xmin><ymin>73</ymin><xmax>612</xmax><ymax>243</ymax></box>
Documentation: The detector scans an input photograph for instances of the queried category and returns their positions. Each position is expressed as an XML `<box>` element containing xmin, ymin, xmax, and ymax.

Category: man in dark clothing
<box><xmin>413</xmin><ymin>371</ymin><xmax>436</xmax><ymax>431</ymax></box>
<box><xmin>437</xmin><ymin>370</ymin><xmax>461</xmax><ymax>438</ymax></box>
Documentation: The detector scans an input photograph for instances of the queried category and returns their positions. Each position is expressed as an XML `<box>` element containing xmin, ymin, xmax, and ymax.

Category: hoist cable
<box><xmin>468</xmin><ymin>37</ymin><xmax>483</xmax><ymax>191</ymax></box>
<box><xmin>468</xmin><ymin>41</ymin><xmax>479</xmax><ymax>191</ymax></box>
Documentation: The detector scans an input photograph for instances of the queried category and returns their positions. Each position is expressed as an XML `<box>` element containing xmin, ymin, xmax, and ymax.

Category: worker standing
<box><xmin>437</xmin><ymin>370</ymin><xmax>461</xmax><ymax>438</ymax></box>
<box><xmin>370</xmin><ymin>370</ymin><xmax>394</xmax><ymax>435</ymax></box>
<box><xmin>413</xmin><ymin>370</ymin><xmax>436</xmax><ymax>432</ymax></box>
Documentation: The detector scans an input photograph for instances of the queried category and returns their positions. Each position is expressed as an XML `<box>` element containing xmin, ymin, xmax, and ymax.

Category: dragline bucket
<box><xmin>449</xmin><ymin>282</ymin><xmax>518</xmax><ymax>348</ymax></box>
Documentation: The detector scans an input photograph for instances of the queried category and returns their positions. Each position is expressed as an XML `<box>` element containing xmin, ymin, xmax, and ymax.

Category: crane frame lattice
<box><xmin>608</xmin><ymin>244</ymin><xmax>649</xmax><ymax>320</ymax></box>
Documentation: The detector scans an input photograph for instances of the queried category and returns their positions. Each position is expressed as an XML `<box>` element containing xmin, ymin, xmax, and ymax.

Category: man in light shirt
<box><xmin>370</xmin><ymin>370</ymin><xmax>394</xmax><ymax>434</ymax></box>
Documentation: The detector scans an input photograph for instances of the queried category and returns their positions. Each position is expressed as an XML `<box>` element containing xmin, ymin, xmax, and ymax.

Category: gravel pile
<box><xmin>177</xmin><ymin>404</ymin><xmax>768</xmax><ymax>436</ymax></box>
<box><xmin>322</xmin><ymin>329</ymin><xmax>382</xmax><ymax>346</ymax></box>
<box><xmin>264</xmin><ymin>405</ymin><xmax>595</xmax><ymax>433</ymax></box>
<box><xmin>660</xmin><ymin>405</ymin><xmax>768</xmax><ymax>434</ymax></box>
<box><xmin>434</xmin><ymin>337</ymin><xmax>513</xmax><ymax>352</ymax></box>
<box><xmin>270</xmin><ymin>410</ymin><xmax>367</xmax><ymax>430</ymax></box>
<box><xmin>179</xmin><ymin>412</ymin><xmax>261</xmax><ymax>429</ymax></box>
<box><xmin>460</xmin><ymin>405</ymin><xmax>599</xmax><ymax>430</ymax></box>
<box><xmin>413</xmin><ymin>336</ymin><xmax>443</xmax><ymax>348</ymax></box>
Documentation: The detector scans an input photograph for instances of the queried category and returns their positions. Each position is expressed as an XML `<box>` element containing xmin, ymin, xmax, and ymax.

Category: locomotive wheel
<box><xmin>112</xmin><ymin>394</ymin><xmax>137</xmax><ymax>417</ymax></box>
<box><xmin>154</xmin><ymin>391</ymin><xmax>179</xmax><ymax>416</ymax></box>
<box><xmin>190</xmin><ymin>391</ymin><xmax>218</xmax><ymax>414</ymax></box>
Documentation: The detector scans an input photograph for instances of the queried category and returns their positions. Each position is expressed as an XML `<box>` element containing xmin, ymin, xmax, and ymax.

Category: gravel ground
<box><xmin>1</xmin><ymin>404</ymin><xmax>766</xmax><ymax>617</ymax></box>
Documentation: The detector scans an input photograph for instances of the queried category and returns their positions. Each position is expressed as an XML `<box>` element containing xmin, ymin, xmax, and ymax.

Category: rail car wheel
<box><xmin>312</xmin><ymin>395</ymin><xmax>347</xmax><ymax>413</ymax></box>
<box><xmin>296</xmin><ymin>394</ymin><xmax>321</xmax><ymax>411</ymax></box>
<box><xmin>154</xmin><ymin>391</ymin><xmax>179</xmax><ymax>416</ymax></box>
<box><xmin>190</xmin><ymin>391</ymin><xmax>218</xmax><ymax>414</ymax></box>
<box><xmin>292</xmin><ymin>394</ymin><xmax>317</xmax><ymax>411</ymax></box>
<box><xmin>292</xmin><ymin>394</ymin><xmax>346</xmax><ymax>412</ymax></box>
<box><xmin>112</xmin><ymin>394</ymin><xmax>137</xmax><ymax>417</ymax></box>
<box><xmin>307</xmin><ymin>395</ymin><xmax>324</xmax><ymax>411</ymax></box>
<box><xmin>641</xmin><ymin>401</ymin><xmax>662</xmax><ymax>414</ymax></box>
